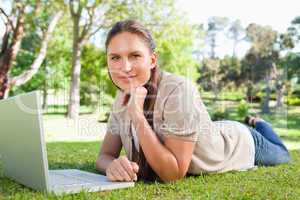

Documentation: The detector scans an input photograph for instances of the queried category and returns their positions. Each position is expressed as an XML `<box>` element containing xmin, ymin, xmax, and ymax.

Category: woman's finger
<box><xmin>110</xmin><ymin>165</ymin><xmax>126</xmax><ymax>181</ymax></box>
<box><xmin>114</xmin><ymin>160</ymin><xmax>132</xmax><ymax>181</ymax></box>
<box><xmin>119</xmin><ymin>156</ymin><xmax>136</xmax><ymax>180</ymax></box>
<box><xmin>130</xmin><ymin>161</ymin><xmax>139</xmax><ymax>173</ymax></box>
<box><xmin>106</xmin><ymin>168</ymin><xmax>117</xmax><ymax>181</ymax></box>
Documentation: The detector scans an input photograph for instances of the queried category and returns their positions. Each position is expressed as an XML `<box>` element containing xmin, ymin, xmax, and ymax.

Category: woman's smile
<box><xmin>118</xmin><ymin>75</ymin><xmax>137</xmax><ymax>83</ymax></box>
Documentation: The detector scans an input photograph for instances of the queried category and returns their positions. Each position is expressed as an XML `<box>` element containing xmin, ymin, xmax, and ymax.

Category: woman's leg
<box><xmin>249</xmin><ymin>127</ymin><xmax>290</xmax><ymax>166</ymax></box>
<box><xmin>254</xmin><ymin>120</ymin><xmax>288</xmax><ymax>151</ymax></box>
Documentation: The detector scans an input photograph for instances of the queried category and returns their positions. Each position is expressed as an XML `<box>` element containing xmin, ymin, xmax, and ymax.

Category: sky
<box><xmin>176</xmin><ymin>0</ymin><xmax>300</xmax><ymax>33</ymax></box>
<box><xmin>1</xmin><ymin>0</ymin><xmax>299</xmax><ymax>57</ymax></box>
<box><xmin>175</xmin><ymin>0</ymin><xmax>300</xmax><ymax>57</ymax></box>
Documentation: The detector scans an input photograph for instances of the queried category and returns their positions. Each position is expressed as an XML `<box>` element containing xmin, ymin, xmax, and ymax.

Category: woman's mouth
<box><xmin>118</xmin><ymin>75</ymin><xmax>137</xmax><ymax>79</ymax></box>
<box><xmin>118</xmin><ymin>75</ymin><xmax>137</xmax><ymax>84</ymax></box>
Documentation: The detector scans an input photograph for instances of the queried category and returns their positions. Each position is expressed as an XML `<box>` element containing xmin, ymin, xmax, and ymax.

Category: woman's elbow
<box><xmin>160</xmin><ymin>171</ymin><xmax>186</xmax><ymax>183</ymax></box>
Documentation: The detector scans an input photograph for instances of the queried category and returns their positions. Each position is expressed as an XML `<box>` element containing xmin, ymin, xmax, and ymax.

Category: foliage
<box><xmin>288</xmin><ymin>16</ymin><xmax>300</xmax><ymax>44</ymax></box>
<box><xmin>285</xmin><ymin>96</ymin><xmax>300</xmax><ymax>106</ymax></box>
<box><xmin>154</xmin><ymin>17</ymin><xmax>199</xmax><ymax>83</ymax></box>
<box><xmin>237</xmin><ymin>99</ymin><xmax>249</xmax><ymax>118</ymax></box>
<box><xmin>80</xmin><ymin>44</ymin><xmax>104</xmax><ymax>106</ymax></box>
<box><xmin>280</xmin><ymin>52</ymin><xmax>300</xmax><ymax>81</ymax></box>
<box><xmin>210</xmin><ymin>106</ymin><xmax>230</xmax><ymax>121</ymax></box>
<box><xmin>0</xmin><ymin>0</ymin><xmax>66</xmax><ymax>98</ymax></box>
<box><xmin>219</xmin><ymin>56</ymin><xmax>242</xmax><ymax>89</ymax></box>
<box><xmin>9</xmin><ymin>32</ymin><xmax>45</xmax><ymax>95</ymax></box>
<box><xmin>45</xmin><ymin>13</ymin><xmax>73</xmax><ymax>92</ymax></box>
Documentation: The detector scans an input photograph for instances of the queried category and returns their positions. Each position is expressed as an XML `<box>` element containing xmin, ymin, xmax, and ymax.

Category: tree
<box><xmin>287</xmin><ymin>16</ymin><xmax>300</xmax><ymax>45</ymax></box>
<box><xmin>67</xmin><ymin>0</ymin><xmax>103</xmax><ymax>119</ymax></box>
<box><xmin>279</xmin><ymin>52</ymin><xmax>300</xmax><ymax>97</ymax></box>
<box><xmin>205</xmin><ymin>16</ymin><xmax>229</xmax><ymax>59</ymax></box>
<box><xmin>242</xmin><ymin>23</ymin><xmax>278</xmax><ymax>113</ymax></box>
<box><xmin>219</xmin><ymin>56</ymin><xmax>242</xmax><ymax>89</ymax></box>
<box><xmin>0</xmin><ymin>1</ymin><xmax>62</xmax><ymax>99</ymax></box>
<box><xmin>198</xmin><ymin>58</ymin><xmax>223</xmax><ymax>100</ymax></box>
<box><xmin>273</xmin><ymin>32</ymin><xmax>295</xmax><ymax>107</ymax></box>
<box><xmin>226</xmin><ymin>19</ymin><xmax>245</xmax><ymax>58</ymax></box>
<box><xmin>67</xmin><ymin>0</ymin><xmax>142</xmax><ymax>119</ymax></box>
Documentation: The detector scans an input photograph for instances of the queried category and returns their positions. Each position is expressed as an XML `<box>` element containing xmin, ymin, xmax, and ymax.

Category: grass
<box><xmin>0</xmin><ymin>142</ymin><xmax>300</xmax><ymax>199</ymax></box>
<box><xmin>1</xmin><ymin>92</ymin><xmax>300</xmax><ymax>199</ymax></box>
<box><xmin>201</xmin><ymin>91</ymin><xmax>300</xmax><ymax>149</ymax></box>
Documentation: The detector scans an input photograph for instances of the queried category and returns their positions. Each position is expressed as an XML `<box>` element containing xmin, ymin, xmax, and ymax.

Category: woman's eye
<box><xmin>133</xmin><ymin>54</ymin><xmax>140</xmax><ymax>58</ymax></box>
<box><xmin>111</xmin><ymin>57</ymin><xmax>119</xmax><ymax>61</ymax></box>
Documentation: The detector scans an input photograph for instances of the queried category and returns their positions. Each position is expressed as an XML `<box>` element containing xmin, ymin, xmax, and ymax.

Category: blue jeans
<box><xmin>248</xmin><ymin>121</ymin><xmax>290</xmax><ymax>166</ymax></box>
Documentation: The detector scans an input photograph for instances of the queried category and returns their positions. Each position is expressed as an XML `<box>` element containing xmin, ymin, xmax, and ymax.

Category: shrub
<box><xmin>237</xmin><ymin>100</ymin><xmax>249</xmax><ymax>119</ymax></box>
<box><xmin>211</xmin><ymin>106</ymin><xmax>230</xmax><ymax>121</ymax></box>
<box><xmin>285</xmin><ymin>96</ymin><xmax>300</xmax><ymax>106</ymax></box>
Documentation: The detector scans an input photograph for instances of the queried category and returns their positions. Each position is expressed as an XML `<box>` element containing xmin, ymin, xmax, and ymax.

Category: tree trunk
<box><xmin>0</xmin><ymin>10</ymin><xmax>62</xmax><ymax>99</ymax></box>
<box><xmin>276</xmin><ymin>82</ymin><xmax>285</xmax><ymax>107</ymax></box>
<box><xmin>42</xmin><ymin>85</ymin><xmax>48</xmax><ymax>110</ymax></box>
<box><xmin>67</xmin><ymin>42</ymin><xmax>82</xmax><ymax>119</ymax></box>
<box><xmin>42</xmin><ymin>63</ymin><xmax>48</xmax><ymax>110</ymax></box>
<box><xmin>261</xmin><ymin>76</ymin><xmax>271</xmax><ymax>114</ymax></box>
<box><xmin>210</xmin><ymin>36</ymin><xmax>216</xmax><ymax>59</ymax></box>
<box><xmin>212</xmin><ymin>74</ymin><xmax>219</xmax><ymax>101</ymax></box>
<box><xmin>0</xmin><ymin>8</ymin><xmax>25</xmax><ymax>99</ymax></box>
<box><xmin>9</xmin><ymin>11</ymin><xmax>63</xmax><ymax>88</ymax></box>
<box><xmin>246</xmin><ymin>82</ymin><xmax>254</xmax><ymax>102</ymax></box>
<box><xmin>67</xmin><ymin>15</ymin><xmax>83</xmax><ymax>120</ymax></box>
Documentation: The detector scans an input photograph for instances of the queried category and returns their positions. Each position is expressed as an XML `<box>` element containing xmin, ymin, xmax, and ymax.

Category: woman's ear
<box><xmin>150</xmin><ymin>52</ymin><xmax>158</xmax><ymax>69</ymax></box>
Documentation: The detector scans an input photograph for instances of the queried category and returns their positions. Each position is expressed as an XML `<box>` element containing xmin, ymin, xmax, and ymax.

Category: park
<box><xmin>0</xmin><ymin>0</ymin><xmax>300</xmax><ymax>199</ymax></box>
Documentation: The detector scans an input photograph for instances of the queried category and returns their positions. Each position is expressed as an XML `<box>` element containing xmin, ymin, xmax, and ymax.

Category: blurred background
<box><xmin>0</xmin><ymin>0</ymin><xmax>299</xmax><ymax>147</ymax></box>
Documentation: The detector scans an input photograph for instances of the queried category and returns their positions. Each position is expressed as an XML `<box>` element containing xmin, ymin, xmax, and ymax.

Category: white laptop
<box><xmin>0</xmin><ymin>91</ymin><xmax>134</xmax><ymax>195</ymax></box>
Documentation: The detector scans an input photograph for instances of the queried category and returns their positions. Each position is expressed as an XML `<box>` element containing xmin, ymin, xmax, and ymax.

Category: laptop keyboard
<box><xmin>49</xmin><ymin>171</ymin><xmax>94</xmax><ymax>186</ymax></box>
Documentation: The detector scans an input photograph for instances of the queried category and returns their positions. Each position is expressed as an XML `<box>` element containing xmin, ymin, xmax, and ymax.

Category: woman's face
<box><xmin>107</xmin><ymin>32</ymin><xmax>157</xmax><ymax>93</ymax></box>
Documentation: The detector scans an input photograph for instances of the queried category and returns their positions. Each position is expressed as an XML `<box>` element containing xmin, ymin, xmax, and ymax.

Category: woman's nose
<box><xmin>123</xmin><ymin>59</ymin><xmax>133</xmax><ymax>72</ymax></box>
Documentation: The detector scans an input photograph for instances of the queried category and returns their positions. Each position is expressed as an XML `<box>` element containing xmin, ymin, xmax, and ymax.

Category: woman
<box><xmin>96</xmin><ymin>19</ymin><xmax>290</xmax><ymax>183</ymax></box>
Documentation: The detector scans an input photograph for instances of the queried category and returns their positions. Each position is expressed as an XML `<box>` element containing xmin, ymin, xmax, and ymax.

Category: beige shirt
<box><xmin>106</xmin><ymin>70</ymin><xmax>255</xmax><ymax>174</ymax></box>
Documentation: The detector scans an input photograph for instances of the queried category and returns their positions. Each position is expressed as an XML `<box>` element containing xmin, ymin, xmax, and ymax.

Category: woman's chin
<box><xmin>121</xmin><ymin>84</ymin><xmax>143</xmax><ymax>93</ymax></box>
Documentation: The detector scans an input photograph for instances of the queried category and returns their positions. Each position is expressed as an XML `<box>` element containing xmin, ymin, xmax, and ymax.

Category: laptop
<box><xmin>0</xmin><ymin>91</ymin><xmax>134</xmax><ymax>195</ymax></box>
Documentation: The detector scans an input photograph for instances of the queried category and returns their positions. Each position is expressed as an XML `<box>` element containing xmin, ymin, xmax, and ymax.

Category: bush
<box><xmin>285</xmin><ymin>96</ymin><xmax>300</xmax><ymax>106</ymax></box>
<box><xmin>211</xmin><ymin>106</ymin><xmax>230</xmax><ymax>121</ymax></box>
<box><xmin>292</xmin><ymin>89</ymin><xmax>300</xmax><ymax>98</ymax></box>
<box><xmin>237</xmin><ymin>100</ymin><xmax>249</xmax><ymax>119</ymax></box>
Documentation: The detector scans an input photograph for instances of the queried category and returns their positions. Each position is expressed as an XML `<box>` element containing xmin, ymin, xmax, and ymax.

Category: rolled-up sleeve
<box><xmin>160</xmin><ymin>80</ymin><xmax>203</xmax><ymax>141</ymax></box>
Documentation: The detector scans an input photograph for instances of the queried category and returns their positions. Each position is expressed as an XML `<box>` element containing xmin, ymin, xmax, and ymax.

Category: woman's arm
<box><xmin>131</xmin><ymin>114</ymin><xmax>196</xmax><ymax>183</ymax></box>
<box><xmin>96</xmin><ymin>132</ymin><xmax>122</xmax><ymax>174</ymax></box>
<box><xmin>96</xmin><ymin>132</ymin><xmax>139</xmax><ymax>181</ymax></box>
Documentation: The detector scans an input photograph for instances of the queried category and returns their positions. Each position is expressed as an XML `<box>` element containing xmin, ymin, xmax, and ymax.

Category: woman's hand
<box><xmin>106</xmin><ymin>156</ymin><xmax>139</xmax><ymax>182</ymax></box>
<box><xmin>124</xmin><ymin>86</ymin><xmax>148</xmax><ymax>120</ymax></box>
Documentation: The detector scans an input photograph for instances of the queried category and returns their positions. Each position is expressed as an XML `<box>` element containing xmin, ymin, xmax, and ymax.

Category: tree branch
<box><xmin>0</xmin><ymin>7</ymin><xmax>15</xmax><ymax>30</ymax></box>
<box><xmin>69</xmin><ymin>0</ymin><xmax>76</xmax><ymax>17</ymax></box>
<box><xmin>88</xmin><ymin>23</ymin><xmax>104</xmax><ymax>38</ymax></box>
<box><xmin>9</xmin><ymin>11</ymin><xmax>63</xmax><ymax>87</ymax></box>
<box><xmin>0</xmin><ymin>23</ymin><xmax>12</xmax><ymax>55</ymax></box>
<box><xmin>79</xmin><ymin>5</ymin><xmax>95</xmax><ymax>41</ymax></box>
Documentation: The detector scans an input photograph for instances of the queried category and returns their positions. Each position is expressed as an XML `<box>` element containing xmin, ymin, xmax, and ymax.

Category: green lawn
<box><xmin>1</xmin><ymin>97</ymin><xmax>300</xmax><ymax>199</ymax></box>
<box><xmin>0</xmin><ymin>142</ymin><xmax>300</xmax><ymax>199</ymax></box>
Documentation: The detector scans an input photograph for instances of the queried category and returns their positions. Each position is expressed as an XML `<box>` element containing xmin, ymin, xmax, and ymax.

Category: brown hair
<box><xmin>105</xmin><ymin>19</ymin><xmax>162</xmax><ymax>182</ymax></box>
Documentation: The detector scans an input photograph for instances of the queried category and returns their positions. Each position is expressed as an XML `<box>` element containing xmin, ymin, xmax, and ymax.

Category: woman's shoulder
<box><xmin>159</xmin><ymin>70</ymin><xmax>199</xmax><ymax>97</ymax></box>
<box><xmin>160</xmin><ymin>70</ymin><xmax>192</xmax><ymax>85</ymax></box>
